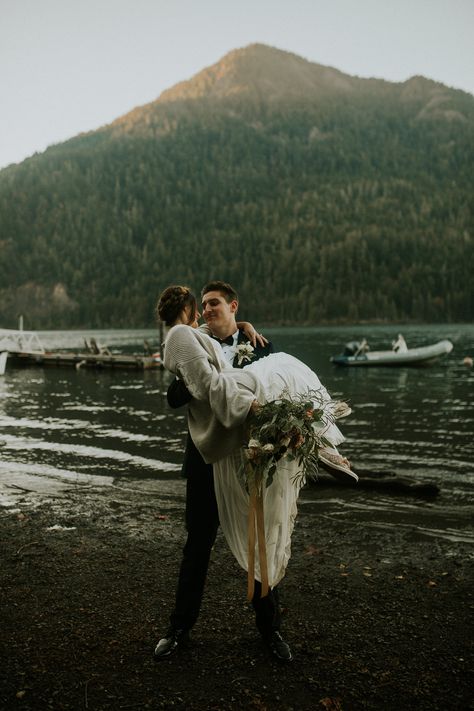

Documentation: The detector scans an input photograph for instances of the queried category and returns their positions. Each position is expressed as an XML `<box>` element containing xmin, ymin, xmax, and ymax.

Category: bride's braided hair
<box><xmin>156</xmin><ymin>285</ymin><xmax>197</xmax><ymax>327</ymax></box>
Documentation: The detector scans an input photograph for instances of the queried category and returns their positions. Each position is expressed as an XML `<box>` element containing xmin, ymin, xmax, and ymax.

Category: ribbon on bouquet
<box><xmin>246</xmin><ymin>472</ymin><xmax>269</xmax><ymax>601</ymax></box>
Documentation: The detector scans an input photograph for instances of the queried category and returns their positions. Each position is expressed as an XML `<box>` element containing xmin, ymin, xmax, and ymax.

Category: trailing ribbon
<box><xmin>246</xmin><ymin>470</ymin><xmax>269</xmax><ymax>601</ymax></box>
<box><xmin>247</xmin><ymin>485</ymin><xmax>256</xmax><ymax>601</ymax></box>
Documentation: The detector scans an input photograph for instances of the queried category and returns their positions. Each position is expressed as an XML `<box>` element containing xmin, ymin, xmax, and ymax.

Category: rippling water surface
<box><xmin>1</xmin><ymin>324</ymin><xmax>473</xmax><ymax>543</ymax></box>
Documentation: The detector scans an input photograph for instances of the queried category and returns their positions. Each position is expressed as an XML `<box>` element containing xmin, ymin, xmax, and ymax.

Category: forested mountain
<box><xmin>0</xmin><ymin>43</ymin><xmax>473</xmax><ymax>328</ymax></box>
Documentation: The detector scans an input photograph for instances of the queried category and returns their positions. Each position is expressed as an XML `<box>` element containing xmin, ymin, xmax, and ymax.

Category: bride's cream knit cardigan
<box><xmin>163</xmin><ymin>325</ymin><xmax>264</xmax><ymax>464</ymax></box>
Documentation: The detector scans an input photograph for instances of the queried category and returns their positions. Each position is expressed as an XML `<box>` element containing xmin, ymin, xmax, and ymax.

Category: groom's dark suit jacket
<box><xmin>167</xmin><ymin>329</ymin><xmax>274</xmax><ymax>478</ymax></box>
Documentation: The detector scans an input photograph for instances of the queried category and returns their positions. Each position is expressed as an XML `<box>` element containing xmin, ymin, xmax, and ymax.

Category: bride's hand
<box><xmin>237</xmin><ymin>321</ymin><xmax>268</xmax><ymax>347</ymax></box>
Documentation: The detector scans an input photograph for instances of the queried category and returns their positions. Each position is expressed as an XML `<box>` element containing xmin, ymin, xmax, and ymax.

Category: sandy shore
<box><xmin>0</xmin><ymin>475</ymin><xmax>472</xmax><ymax>711</ymax></box>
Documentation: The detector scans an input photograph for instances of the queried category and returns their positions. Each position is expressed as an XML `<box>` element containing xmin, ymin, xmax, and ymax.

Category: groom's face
<box><xmin>202</xmin><ymin>290</ymin><xmax>238</xmax><ymax>335</ymax></box>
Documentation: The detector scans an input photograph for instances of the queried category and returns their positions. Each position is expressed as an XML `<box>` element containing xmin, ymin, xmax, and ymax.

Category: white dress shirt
<box><xmin>219</xmin><ymin>330</ymin><xmax>239</xmax><ymax>364</ymax></box>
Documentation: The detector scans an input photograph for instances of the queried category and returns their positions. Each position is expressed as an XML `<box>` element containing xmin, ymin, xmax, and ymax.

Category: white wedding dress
<box><xmin>212</xmin><ymin>349</ymin><xmax>345</xmax><ymax>589</ymax></box>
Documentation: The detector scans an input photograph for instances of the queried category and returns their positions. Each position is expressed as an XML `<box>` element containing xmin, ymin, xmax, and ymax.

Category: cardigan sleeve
<box><xmin>207</xmin><ymin>369</ymin><xmax>257</xmax><ymax>428</ymax></box>
<box><xmin>164</xmin><ymin>325</ymin><xmax>256</xmax><ymax>427</ymax></box>
<box><xmin>180</xmin><ymin>353</ymin><xmax>255</xmax><ymax>427</ymax></box>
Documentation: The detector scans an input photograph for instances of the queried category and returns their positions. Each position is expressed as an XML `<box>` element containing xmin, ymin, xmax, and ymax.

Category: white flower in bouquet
<box><xmin>244</xmin><ymin>438</ymin><xmax>262</xmax><ymax>461</ymax></box>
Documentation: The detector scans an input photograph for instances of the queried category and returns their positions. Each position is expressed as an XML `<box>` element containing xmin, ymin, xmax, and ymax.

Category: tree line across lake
<box><xmin>0</xmin><ymin>86</ymin><xmax>472</xmax><ymax>328</ymax></box>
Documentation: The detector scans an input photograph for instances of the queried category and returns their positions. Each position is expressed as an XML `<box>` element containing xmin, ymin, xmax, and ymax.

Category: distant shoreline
<box><xmin>8</xmin><ymin>320</ymin><xmax>472</xmax><ymax>335</ymax></box>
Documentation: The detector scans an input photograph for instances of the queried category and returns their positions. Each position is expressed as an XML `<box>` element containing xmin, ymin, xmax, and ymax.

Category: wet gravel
<box><xmin>0</xmin><ymin>483</ymin><xmax>472</xmax><ymax>711</ymax></box>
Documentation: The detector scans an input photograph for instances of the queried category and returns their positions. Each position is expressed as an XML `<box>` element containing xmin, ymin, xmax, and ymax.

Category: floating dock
<box><xmin>0</xmin><ymin>328</ymin><xmax>162</xmax><ymax>371</ymax></box>
<box><xmin>6</xmin><ymin>350</ymin><xmax>162</xmax><ymax>370</ymax></box>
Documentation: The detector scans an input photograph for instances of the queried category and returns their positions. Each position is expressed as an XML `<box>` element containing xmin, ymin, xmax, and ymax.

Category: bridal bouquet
<box><xmin>243</xmin><ymin>388</ymin><xmax>339</xmax><ymax>491</ymax></box>
<box><xmin>242</xmin><ymin>389</ymin><xmax>350</xmax><ymax>600</ymax></box>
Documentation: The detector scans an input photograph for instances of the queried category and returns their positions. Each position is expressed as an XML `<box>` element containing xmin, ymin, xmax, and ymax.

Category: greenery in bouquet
<box><xmin>243</xmin><ymin>388</ymin><xmax>341</xmax><ymax>491</ymax></box>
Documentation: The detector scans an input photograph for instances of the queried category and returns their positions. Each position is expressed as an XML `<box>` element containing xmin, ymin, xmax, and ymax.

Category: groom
<box><xmin>154</xmin><ymin>280</ymin><xmax>293</xmax><ymax>662</ymax></box>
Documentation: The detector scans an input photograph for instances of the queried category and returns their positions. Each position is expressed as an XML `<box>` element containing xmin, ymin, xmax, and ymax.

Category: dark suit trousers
<box><xmin>170</xmin><ymin>444</ymin><xmax>218</xmax><ymax>632</ymax></box>
<box><xmin>170</xmin><ymin>437</ymin><xmax>281</xmax><ymax>636</ymax></box>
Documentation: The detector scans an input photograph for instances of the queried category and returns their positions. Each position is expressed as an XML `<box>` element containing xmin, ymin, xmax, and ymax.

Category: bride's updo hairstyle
<box><xmin>156</xmin><ymin>285</ymin><xmax>197</xmax><ymax>327</ymax></box>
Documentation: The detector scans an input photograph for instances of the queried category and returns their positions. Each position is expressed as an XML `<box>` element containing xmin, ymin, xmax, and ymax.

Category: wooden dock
<box><xmin>1</xmin><ymin>328</ymin><xmax>163</xmax><ymax>372</ymax></box>
<box><xmin>7</xmin><ymin>350</ymin><xmax>162</xmax><ymax>370</ymax></box>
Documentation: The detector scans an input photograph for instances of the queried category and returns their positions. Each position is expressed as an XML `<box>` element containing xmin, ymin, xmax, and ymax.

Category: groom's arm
<box><xmin>167</xmin><ymin>378</ymin><xmax>193</xmax><ymax>408</ymax></box>
<box><xmin>254</xmin><ymin>340</ymin><xmax>275</xmax><ymax>358</ymax></box>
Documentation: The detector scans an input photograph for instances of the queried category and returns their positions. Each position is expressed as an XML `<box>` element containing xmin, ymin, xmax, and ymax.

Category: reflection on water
<box><xmin>276</xmin><ymin>325</ymin><xmax>474</xmax><ymax>482</ymax></box>
<box><xmin>0</xmin><ymin>324</ymin><xmax>473</xmax><ymax>540</ymax></box>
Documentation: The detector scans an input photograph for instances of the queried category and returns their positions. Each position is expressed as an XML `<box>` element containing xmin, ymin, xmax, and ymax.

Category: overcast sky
<box><xmin>1</xmin><ymin>0</ymin><xmax>473</xmax><ymax>170</ymax></box>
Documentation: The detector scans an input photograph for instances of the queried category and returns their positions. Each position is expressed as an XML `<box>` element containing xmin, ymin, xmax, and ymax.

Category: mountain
<box><xmin>0</xmin><ymin>43</ymin><xmax>472</xmax><ymax>328</ymax></box>
<box><xmin>157</xmin><ymin>44</ymin><xmax>361</xmax><ymax>101</ymax></box>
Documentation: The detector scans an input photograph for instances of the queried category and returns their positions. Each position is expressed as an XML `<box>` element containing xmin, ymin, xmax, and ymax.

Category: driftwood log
<box><xmin>315</xmin><ymin>469</ymin><xmax>440</xmax><ymax>497</ymax></box>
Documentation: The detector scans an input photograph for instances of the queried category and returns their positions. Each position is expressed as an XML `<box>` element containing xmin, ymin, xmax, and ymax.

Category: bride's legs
<box><xmin>320</xmin><ymin>445</ymin><xmax>351</xmax><ymax>467</ymax></box>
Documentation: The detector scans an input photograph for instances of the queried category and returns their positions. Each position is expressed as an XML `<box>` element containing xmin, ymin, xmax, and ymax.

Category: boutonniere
<box><xmin>235</xmin><ymin>342</ymin><xmax>255</xmax><ymax>365</ymax></box>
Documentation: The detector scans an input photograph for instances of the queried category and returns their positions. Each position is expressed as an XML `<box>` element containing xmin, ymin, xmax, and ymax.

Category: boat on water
<box><xmin>0</xmin><ymin>329</ymin><xmax>162</xmax><ymax>371</ymax></box>
<box><xmin>331</xmin><ymin>334</ymin><xmax>453</xmax><ymax>367</ymax></box>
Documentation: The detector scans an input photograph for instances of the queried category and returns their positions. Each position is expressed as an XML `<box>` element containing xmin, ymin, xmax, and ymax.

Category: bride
<box><xmin>158</xmin><ymin>285</ymin><xmax>356</xmax><ymax>595</ymax></box>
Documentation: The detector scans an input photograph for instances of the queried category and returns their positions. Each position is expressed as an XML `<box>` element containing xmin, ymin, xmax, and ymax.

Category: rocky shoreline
<box><xmin>0</xmin><ymin>476</ymin><xmax>472</xmax><ymax>710</ymax></box>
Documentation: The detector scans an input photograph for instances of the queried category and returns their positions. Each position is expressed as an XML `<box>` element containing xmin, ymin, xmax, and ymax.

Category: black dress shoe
<box><xmin>265</xmin><ymin>631</ymin><xmax>293</xmax><ymax>662</ymax></box>
<box><xmin>153</xmin><ymin>628</ymin><xmax>189</xmax><ymax>659</ymax></box>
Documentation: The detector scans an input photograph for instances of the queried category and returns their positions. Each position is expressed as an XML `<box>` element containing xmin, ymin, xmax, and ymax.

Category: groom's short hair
<box><xmin>201</xmin><ymin>280</ymin><xmax>239</xmax><ymax>304</ymax></box>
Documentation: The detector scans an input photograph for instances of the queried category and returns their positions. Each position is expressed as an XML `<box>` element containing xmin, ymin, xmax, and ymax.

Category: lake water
<box><xmin>1</xmin><ymin>324</ymin><xmax>473</xmax><ymax>545</ymax></box>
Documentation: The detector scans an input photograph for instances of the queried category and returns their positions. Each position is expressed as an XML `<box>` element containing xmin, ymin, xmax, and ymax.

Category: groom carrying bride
<box><xmin>154</xmin><ymin>279</ymin><xmax>355</xmax><ymax>664</ymax></box>
<box><xmin>153</xmin><ymin>280</ymin><xmax>295</xmax><ymax>661</ymax></box>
